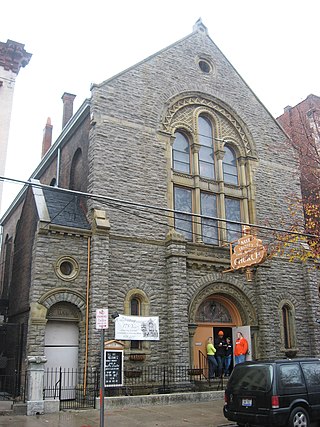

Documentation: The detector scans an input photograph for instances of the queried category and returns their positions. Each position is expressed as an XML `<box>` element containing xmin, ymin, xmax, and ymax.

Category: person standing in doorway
<box><xmin>234</xmin><ymin>331</ymin><xmax>248</xmax><ymax>365</ymax></box>
<box><xmin>206</xmin><ymin>337</ymin><xmax>218</xmax><ymax>379</ymax></box>
<box><xmin>215</xmin><ymin>330</ymin><xmax>226</xmax><ymax>377</ymax></box>
<box><xmin>224</xmin><ymin>337</ymin><xmax>233</xmax><ymax>376</ymax></box>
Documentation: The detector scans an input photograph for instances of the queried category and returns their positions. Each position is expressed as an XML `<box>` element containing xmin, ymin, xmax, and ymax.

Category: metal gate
<box><xmin>0</xmin><ymin>323</ymin><xmax>24</xmax><ymax>401</ymax></box>
<box><xmin>44</xmin><ymin>368</ymin><xmax>98</xmax><ymax>410</ymax></box>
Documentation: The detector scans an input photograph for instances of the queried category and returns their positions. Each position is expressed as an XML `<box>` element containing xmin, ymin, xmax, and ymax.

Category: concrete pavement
<box><xmin>0</xmin><ymin>398</ymin><xmax>233</xmax><ymax>427</ymax></box>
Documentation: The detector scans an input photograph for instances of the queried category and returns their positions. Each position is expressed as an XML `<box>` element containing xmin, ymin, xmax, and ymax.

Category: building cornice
<box><xmin>0</xmin><ymin>39</ymin><xmax>31</xmax><ymax>74</ymax></box>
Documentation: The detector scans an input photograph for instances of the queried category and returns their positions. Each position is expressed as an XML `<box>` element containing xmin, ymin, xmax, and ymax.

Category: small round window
<box><xmin>55</xmin><ymin>256</ymin><xmax>79</xmax><ymax>281</ymax></box>
<box><xmin>198</xmin><ymin>59</ymin><xmax>212</xmax><ymax>74</ymax></box>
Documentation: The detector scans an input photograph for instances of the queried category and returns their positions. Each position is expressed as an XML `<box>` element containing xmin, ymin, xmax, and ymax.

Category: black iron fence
<box><xmin>0</xmin><ymin>371</ymin><xmax>26</xmax><ymax>401</ymax></box>
<box><xmin>44</xmin><ymin>368</ymin><xmax>98</xmax><ymax>410</ymax></box>
<box><xmin>107</xmin><ymin>364</ymin><xmax>225</xmax><ymax>396</ymax></box>
<box><xmin>43</xmin><ymin>364</ymin><xmax>225</xmax><ymax>410</ymax></box>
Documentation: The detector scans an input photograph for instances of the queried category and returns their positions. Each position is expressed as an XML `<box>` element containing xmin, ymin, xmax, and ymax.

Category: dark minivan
<box><xmin>223</xmin><ymin>358</ymin><xmax>320</xmax><ymax>427</ymax></box>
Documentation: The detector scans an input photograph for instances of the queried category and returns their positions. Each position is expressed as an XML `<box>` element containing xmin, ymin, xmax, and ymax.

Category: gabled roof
<box><xmin>32</xmin><ymin>182</ymin><xmax>90</xmax><ymax>231</ymax></box>
<box><xmin>43</xmin><ymin>187</ymin><xmax>90</xmax><ymax>230</ymax></box>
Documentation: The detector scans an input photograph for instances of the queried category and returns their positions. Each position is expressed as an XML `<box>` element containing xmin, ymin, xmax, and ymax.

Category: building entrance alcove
<box><xmin>44</xmin><ymin>302</ymin><xmax>81</xmax><ymax>371</ymax></box>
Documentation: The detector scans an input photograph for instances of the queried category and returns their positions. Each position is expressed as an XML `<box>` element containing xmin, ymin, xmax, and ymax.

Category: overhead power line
<box><xmin>0</xmin><ymin>175</ymin><xmax>318</xmax><ymax>240</ymax></box>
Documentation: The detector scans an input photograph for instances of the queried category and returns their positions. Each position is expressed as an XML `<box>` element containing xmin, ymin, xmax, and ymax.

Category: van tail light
<box><xmin>271</xmin><ymin>395</ymin><xmax>279</xmax><ymax>409</ymax></box>
<box><xmin>224</xmin><ymin>392</ymin><xmax>228</xmax><ymax>405</ymax></box>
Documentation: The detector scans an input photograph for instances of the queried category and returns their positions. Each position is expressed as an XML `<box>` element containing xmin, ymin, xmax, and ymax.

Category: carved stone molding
<box><xmin>161</xmin><ymin>94</ymin><xmax>255</xmax><ymax>156</ymax></box>
<box><xmin>188</xmin><ymin>274</ymin><xmax>257</xmax><ymax>326</ymax></box>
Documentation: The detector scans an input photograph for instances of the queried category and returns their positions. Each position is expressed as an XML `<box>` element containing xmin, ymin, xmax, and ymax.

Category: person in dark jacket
<box><xmin>224</xmin><ymin>337</ymin><xmax>233</xmax><ymax>376</ymax></box>
<box><xmin>214</xmin><ymin>330</ymin><xmax>226</xmax><ymax>377</ymax></box>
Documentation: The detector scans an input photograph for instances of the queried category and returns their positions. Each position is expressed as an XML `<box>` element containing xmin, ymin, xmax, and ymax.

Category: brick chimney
<box><xmin>41</xmin><ymin>117</ymin><xmax>53</xmax><ymax>158</ymax></box>
<box><xmin>61</xmin><ymin>92</ymin><xmax>76</xmax><ymax>128</ymax></box>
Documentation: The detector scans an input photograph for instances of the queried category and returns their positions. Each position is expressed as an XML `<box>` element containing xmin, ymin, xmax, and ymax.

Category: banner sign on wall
<box><xmin>114</xmin><ymin>315</ymin><xmax>159</xmax><ymax>340</ymax></box>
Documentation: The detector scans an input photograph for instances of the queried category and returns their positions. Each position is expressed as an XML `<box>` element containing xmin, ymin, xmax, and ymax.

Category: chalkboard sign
<box><xmin>104</xmin><ymin>350</ymin><xmax>123</xmax><ymax>387</ymax></box>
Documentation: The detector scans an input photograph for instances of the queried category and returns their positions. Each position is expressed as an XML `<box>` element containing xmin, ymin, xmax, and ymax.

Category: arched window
<box><xmin>198</xmin><ymin>116</ymin><xmax>215</xmax><ymax>179</ymax></box>
<box><xmin>1</xmin><ymin>235</ymin><xmax>12</xmax><ymax>299</ymax></box>
<box><xmin>172</xmin><ymin>132</ymin><xmax>190</xmax><ymax>173</ymax></box>
<box><xmin>223</xmin><ymin>145</ymin><xmax>238</xmax><ymax>185</ymax></box>
<box><xmin>130</xmin><ymin>297</ymin><xmax>140</xmax><ymax>316</ymax></box>
<box><xmin>130</xmin><ymin>297</ymin><xmax>141</xmax><ymax>350</ymax></box>
<box><xmin>281</xmin><ymin>304</ymin><xmax>295</xmax><ymax>349</ymax></box>
<box><xmin>124</xmin><ymin>289</ymin><xmax>150</xmax><ymax>354</ymax></box>
<box><xmin>171</xmin><ymin>105</ymin><xmax>249</xmax><ymax>246</ymax></box>
<box><xmin>70</xmin><ymin>148</ymin><xmax>83</xmax><ymax>191</ymax></box>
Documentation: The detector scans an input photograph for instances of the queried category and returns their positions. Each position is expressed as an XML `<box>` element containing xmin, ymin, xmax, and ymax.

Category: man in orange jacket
<box><xmin>234</xmin><ymin>331</ymin><xmax>248</xmax><ymax>365</ymax></box>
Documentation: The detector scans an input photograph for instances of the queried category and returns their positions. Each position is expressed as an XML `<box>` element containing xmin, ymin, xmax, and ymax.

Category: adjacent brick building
<box><xmin>1</xmin><ymin>20</ymin><xmax>319</xmax><ymax>383</ymax></box>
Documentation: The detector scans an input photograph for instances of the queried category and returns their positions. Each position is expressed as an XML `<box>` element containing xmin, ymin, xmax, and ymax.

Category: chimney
<box><xmin>41</xmin><ymin>117</ymin><xmax>53</xmax><ymax>158</ymax></box>
<box><xmin>61</xmin><ymin>92</ymin><xmax>76</xmax><ymax>128</ymax></box>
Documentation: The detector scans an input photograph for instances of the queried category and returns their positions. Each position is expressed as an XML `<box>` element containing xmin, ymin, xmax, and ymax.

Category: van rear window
<box><xmin>228</xmin><ymin>364</ymin><xmax>273</xmax><ymax>392</ymax></box>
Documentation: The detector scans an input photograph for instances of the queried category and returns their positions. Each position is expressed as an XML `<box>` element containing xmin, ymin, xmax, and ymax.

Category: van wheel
<box><xmin>288</xmin><ymin>407</ymin><xmax>309</xmax><ymax>427</ymax></box>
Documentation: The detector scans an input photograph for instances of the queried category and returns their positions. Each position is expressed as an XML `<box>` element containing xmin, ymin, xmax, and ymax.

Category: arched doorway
<box><xmin>189</xmin><ymin>277</ymin><xmax>258</xmax><ymax>371</ymax></box>
<box><xmin>44</xmin><ymin>302</ymin><xmax>81</xmax><ymax>370</ymax></box>
<box><xmin>192</xmin><ymin>295</ymin><xmax>241</xmax><ymax>368</ymax></box>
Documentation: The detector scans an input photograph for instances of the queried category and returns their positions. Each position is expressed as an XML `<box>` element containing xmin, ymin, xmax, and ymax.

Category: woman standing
<box><xmin>206</xmin><ymin>337</ymin><xmax>218</xmax><ymax>379</ymax></box>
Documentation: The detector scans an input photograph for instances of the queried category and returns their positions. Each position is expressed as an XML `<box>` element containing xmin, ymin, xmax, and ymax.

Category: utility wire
<box><xmin>0</xmin><ymin>176</ymin><xmax>317</xmax><ymax>239</ymax></box>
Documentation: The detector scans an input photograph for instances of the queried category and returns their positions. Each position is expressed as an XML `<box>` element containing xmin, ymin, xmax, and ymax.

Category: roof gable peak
<box><xmin>193</xmin><ymin>18</ymin><xmax>208</xmax><ymax>36</ymax></box>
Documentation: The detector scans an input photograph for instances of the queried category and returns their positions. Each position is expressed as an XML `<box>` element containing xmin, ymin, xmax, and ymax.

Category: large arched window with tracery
<box><xmin>171</xmin><ymin>108</ymin><xmax>247</xmax><ymax>245</ymax></box>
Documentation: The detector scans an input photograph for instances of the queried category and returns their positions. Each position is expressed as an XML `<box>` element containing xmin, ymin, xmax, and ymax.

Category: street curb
<box><xmin>98</xmin><ymin>390</ymin><xmax>225</xmax><ymax>409</ymax></box>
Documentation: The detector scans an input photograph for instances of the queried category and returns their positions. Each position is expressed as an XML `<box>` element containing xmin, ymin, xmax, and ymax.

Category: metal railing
<box><xmin>0</xmin><ymin>371</ymin><xmax>26</xmax><ymax>402</ymax></box>
<box><xmin>44</xmin><ymin>368</ymin><xmax>98</xmax><ymax>410</ymax></box>
<box><xmin>43</xmin><ymin>364</ymin><xmax>225</xmax><ymax>407</ymax></box>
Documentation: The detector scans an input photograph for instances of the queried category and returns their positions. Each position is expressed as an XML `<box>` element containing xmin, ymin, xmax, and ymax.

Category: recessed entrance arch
<box><xmin>44</xmin><ymin>302</ymin><xmax>82</xmax><ymax>370</ymax></box>
<box><xmin>188</xmin><ymin>278</ymin><xmax>257</xmax><ymax>368</ymax></box>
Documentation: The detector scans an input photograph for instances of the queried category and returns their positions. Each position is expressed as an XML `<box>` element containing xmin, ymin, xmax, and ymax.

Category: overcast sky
<box><xmin>1</xmin><ymin>0</ymin><xmax>319</xmax><ymax>214</ymax></box>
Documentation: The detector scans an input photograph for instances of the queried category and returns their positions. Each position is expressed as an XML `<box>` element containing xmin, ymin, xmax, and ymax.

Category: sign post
<box><xmin>96</xmin><ymin>309</ymin><xmax>108</xmax><ymax>427</ymax></box>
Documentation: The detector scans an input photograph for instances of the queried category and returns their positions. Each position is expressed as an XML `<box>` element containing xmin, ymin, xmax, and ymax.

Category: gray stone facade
<box><xmin>1</xmin><ymin>20</ymin><xmax>319</xmax><ymax>393</ymax></box>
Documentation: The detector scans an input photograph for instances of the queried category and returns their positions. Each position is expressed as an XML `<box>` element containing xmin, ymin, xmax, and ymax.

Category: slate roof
<box><xmin>43</xmin><ymin>188</ymin><xmax>90</xmax><ymax>230</ymax></box>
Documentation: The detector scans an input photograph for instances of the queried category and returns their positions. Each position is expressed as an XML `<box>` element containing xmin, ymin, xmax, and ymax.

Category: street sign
<box><xmin>96</xmin><ymin>309</ymin><xmax>108</xmax><ymax>330</ymax></box>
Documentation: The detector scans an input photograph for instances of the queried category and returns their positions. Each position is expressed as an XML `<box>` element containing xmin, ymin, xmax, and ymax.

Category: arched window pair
<box><xmin>172</xmin><ymin>114</ymin><xmax>242</xmax><ymax>245</ymax></box>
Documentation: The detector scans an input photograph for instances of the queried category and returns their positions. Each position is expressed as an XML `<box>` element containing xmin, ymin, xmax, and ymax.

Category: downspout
<box><xmin>83</xmin><ymin>236</ymin><xmax>91</xmax><ymax>396</ymax></box>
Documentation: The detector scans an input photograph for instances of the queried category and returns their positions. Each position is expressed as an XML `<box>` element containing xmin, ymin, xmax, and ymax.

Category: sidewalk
<box><xmin>0</xmin><ymin>399</ymin><xmax>233</xmax><ymax>427</ymax></box>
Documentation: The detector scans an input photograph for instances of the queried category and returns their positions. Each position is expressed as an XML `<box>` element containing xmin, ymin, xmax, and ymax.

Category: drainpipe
<box><xmin>83</xmin><ymin>236</ymin><xmax>91</xmax><ymax>396</ymax></box>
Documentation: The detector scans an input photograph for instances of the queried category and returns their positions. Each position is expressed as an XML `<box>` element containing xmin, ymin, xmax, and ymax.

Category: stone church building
<box><xmin>1</xmin><ymin>20</ymin><xmax>319</xmax><ymax>379</ymax></box>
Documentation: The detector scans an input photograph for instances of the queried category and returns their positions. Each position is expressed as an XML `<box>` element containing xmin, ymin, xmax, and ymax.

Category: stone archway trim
<box><xmin>38</xmin><ymin>288</ymin><xmax>86</xmax><ymax>318</ymax></box>
<box><xmin>188</xmin><ymin>272</ymin><xmax>258</xmax><ymax>326</ymax></box>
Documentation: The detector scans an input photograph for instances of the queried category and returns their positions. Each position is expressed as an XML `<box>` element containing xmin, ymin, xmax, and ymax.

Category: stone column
<box><xmin>165</xmin><ymin>229</ymin><xmax>189</xmax><ymax>365</ymax></box>
<box><xmin>26</xmin><ymin>355</ymin><xmax>47</xmax><ymax>416</ymax></box>
<box><xmin>188</xmin><ymin>323</ymin><xmax>198</xmax><ymax>367</ymax></box>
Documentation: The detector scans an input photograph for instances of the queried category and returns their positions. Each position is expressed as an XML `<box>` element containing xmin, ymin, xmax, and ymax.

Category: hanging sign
<box><xmin>230</xmin><ymin>227</ymin><xmax>267</xmax><ymax>270</ymax></box>
<box><xmin>115</xmin><ymin>315</ymin><xmax>159</xmax><ymax>340</ymax></box>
